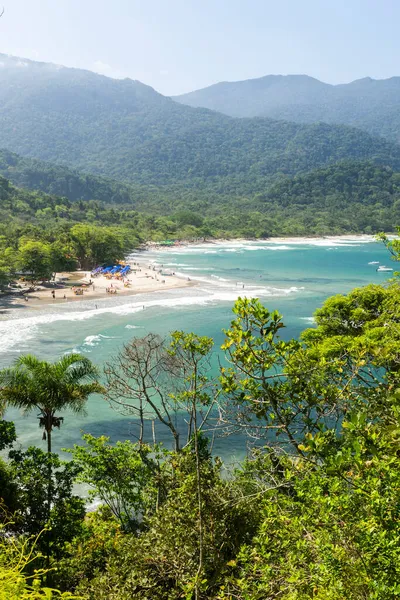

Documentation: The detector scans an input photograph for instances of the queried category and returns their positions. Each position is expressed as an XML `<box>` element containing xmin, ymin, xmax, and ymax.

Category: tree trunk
<box><xmin>46</xmin><ymin>424</ymin><xmax>52</xmax><ymax>575</ymax></box>
<box><xmin>194</xmin><ymin>401</ymin><xmax>204</xmax><ymax>600</ymax></box>
<box><xmin>47</xmin><ymin>427</ymin><xmax>52</xmax><ymax>454</ymax></box>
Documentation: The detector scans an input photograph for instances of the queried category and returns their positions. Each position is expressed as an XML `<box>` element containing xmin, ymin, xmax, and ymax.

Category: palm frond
<box><xmin>0</xmin><ymin>353</ymin><xmax>102</xmax><ymax>419</ymax></box>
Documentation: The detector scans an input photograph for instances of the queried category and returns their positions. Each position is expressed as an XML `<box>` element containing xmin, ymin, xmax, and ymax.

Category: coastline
<box><xmin>0</xmin><ymin>233</ymin><xmax>383</xmax><ymax>315</ymax></box>
<box><xmin>144</xmin><ymin>233</ymin><xmax>379</xmax><ymax>251</ymax></box>
<box><xmin>0</xmin><ymin>256</ymin><xmax>196</xmax><ymax>314</ymax></box>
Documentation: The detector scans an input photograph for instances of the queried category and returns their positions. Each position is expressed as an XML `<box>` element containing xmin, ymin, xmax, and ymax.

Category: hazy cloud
<box><xmin>93</xmin><ymin>60</ymin><xmax>126</xmax><ymax>79</ymax></box>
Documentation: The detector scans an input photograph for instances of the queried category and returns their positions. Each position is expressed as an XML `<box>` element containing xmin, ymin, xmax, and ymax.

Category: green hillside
<box><xmin>1</xmin><ymin>158</ymin><xmax>400</xmax><ymax>242</ymax></box>
<box><xmin>257</xmin><ymin>161</ymin><xmax>400</xmax><ymax>234</ymax></box>
<box><xmin>264</xmin><ymin>160</ymin><xmax>400</xmax><ymax>207</ymax></box>
<box><xmin>175</xmin><ymin>75</ymin><xmax>400</xmax><ymax>144</ymax></box>
<box><xmin>0</xmin><ymin>56</ymin><xmax>400</xmax><ymax>195</ymax></box>
<box><xmin>0</xmin><ymin>149</ymin><xmax>145</xmax><ymax>204</ymax></box>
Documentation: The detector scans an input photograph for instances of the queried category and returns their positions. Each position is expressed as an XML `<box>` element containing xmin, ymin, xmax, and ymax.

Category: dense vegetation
<box><xmin>176</xmin><ymin>73</ymin><xmax>400</xmax><ymax>144</ymax></box>
<box><xmin>1</xmin><ymin>56</ymin><xmax>400</xmax><ymax>195</ymax></box>
<box><xmin>0</xmin><ymin>231</ymin><xmax>400</xmax><ymax>598</ymax></box>
<box><xmin>2</xmin><ymin>51</ymin><xmax>400</xmax><ymax>600</ymax></box>
<box><xmin>2</xmin><ymin>157</ymin><xmax>400</xmax><ymax>288</ymax></box>
<box><xmin>0</xmin><ymin>148</ymin><xmax>152</xmax><ymax>206</ymax></box>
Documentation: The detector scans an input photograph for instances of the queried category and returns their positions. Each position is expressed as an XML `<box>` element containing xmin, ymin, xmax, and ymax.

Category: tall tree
<box><xmin>16</xmin><ymin>240</ymin><xmax>53</xmax><ymax>284</ymax></box>
<box><xmin>0</xmin><ymin>353</ymin><xmax>102</xmax><ymax>455</ymax></box>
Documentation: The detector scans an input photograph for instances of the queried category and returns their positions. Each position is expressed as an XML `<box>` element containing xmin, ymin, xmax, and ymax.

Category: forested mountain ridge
<box><xmin>1</xmin><ymin>55</ymin><xmax>400</xmax><ymax>195</ymax></box>
<box><xmin>0</xmin><ymin>148</ymin><xmax>171</xmax><ymax>207</ymax></box>
<box><xmin>175</xmin><ymin>74</ymin><xmax>400</xmax><ymax>143</ymax></box>
<box><xmin>2</xmin><ymin>158</ymin><xmax>400</xmax><ymax>242</ymax></box>
<box><xmin>264</xmin><ymin>160</ymin><xmax>400</xmax><ymax>207</ymax></box>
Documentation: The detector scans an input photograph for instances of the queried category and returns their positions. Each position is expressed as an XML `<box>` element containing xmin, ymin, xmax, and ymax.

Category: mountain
<box><xmin>0</xmin><ymin>148</ymin><xmax>139</xmax><ymax>204</ymax></box>
<box><xmin>0</xmin><ymin>55</ymin><xmax>400</xmax><ymax>197</ymax></box>
<box><xmin>264</xmin><ymin>160</ymin><xmax>400</xmax><ymax>208</ymax></box>
<box><xmin>2</xmin><ymin>161</ymin><xmax>400</xmax><ymax>240</ymax></box>
<box><xmin>0</xmin><ymin>148</ymin><xmax>173</xmax><ymax>208</ymax></box>
<box><xmin>174</xmin><ymin>75</ymin><xmax>400</xmax><ymax>144</ymax></box>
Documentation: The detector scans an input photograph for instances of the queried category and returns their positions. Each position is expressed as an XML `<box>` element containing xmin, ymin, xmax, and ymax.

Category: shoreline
<box><xmin>1</xmin><ymin>257</ymin><xmax>196</xmax><ymax>314</ymax></box>
<box><xmin>143</xmin><ymin>233</ymin><xmax>380</xmax><ymax>251</ymax></box>
<box><xmin>0</xmin><ymin>233</ymin><xmax>385</xmax><ymax>314</ymax></box>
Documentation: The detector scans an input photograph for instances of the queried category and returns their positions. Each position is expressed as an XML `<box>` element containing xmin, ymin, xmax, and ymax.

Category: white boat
<box><xmin>377</xmin><ymin>266</ymin><xmax>393</xmax><ymax>272</ymax></box>
<box><xmin>368</xmin><ymin>261</ymin><xmax>379</xmax><ymax>265</ymax></box>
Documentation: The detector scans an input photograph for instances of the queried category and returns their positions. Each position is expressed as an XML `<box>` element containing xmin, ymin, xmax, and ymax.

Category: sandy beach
<box><xmin>0</xmin><ymin>233</ymin><xmax>387</xmax><ymax>312</ymax></box>
<box><xmin>2</xmin><ymin>258</ymin><xmax>196</xmax><ymax>311</ymax></box>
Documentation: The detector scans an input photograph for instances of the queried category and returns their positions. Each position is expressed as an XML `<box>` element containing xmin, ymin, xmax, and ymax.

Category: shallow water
<box><xmin>1</xmin><ymin>237</ymin><xmax>393</xmax><ymax>462</ymax></box>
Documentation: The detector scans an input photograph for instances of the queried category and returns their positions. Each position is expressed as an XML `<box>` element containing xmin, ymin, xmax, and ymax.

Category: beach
<box><xmin>0</xmin><ymin>236</ymin><xmax>389</xmax><ymax>455</ymax></box>
<box><xmin>0</xmin><ymin>234</ymin><xmax>388</xmax><ymax>314</ymax></box>
<box><xmin>1</xmin><ymin>257</ymin><xmax>196</xmax><ymax>312</ymax></box>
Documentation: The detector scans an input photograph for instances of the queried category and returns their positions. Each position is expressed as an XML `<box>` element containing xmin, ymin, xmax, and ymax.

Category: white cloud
<box><xmin>92</xmin><ymin>60</ymin><xmax>126</xmax><ymax>79</ymax></box>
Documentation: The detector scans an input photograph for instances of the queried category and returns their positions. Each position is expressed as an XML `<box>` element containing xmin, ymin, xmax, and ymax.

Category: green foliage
<box><xmin>0</xmin><ymin>420</ymin><xmax>16</xmax><ymax>451</ymax></box>
<box><xmin>0</xmin><ymin>56</ymin><xmax>400</xmax><ymax>197</ymax></box>
<box><xmin>69</xmin><ymin>224</ymin><xmax>125</xmax><ymax>270</ymax></box>
<box><xmin>220</xmin><ymin>398</ymin><xmax>400</xmax><ymax>599</ymax></box>
<box><xmin>1</xmin><ymin>158</ymin><xmax>400</xmax><ymax>264</ymax></box>
<box><xmin>7</xmin><ymin>448</ymin><xmax>85</xmax><ymax>559</ymax></box>
<box><xmin>377</xmin><ymin>225</ymin><xmax>400</xmax><ymax>273</ymax></box>
<box><xmin>0</xmin><ymin>354</ymin><xmax>103</xmax><ymax>453</ymax></box>
<box><xmin>17</xmin><ymin>240</ymin><xmax>53</xmax><ymax>283</ymax></box>
<box><xmin>68</xmin><ymin>435</ymin><xmax>159</xmax><ymax>532</ymax></box>
<box><xmin>75</xmin><ymin>447</ymin><xmax>256</xmax><ymax>600</ymax></box>
<box><xmin>0</xmin><ymin>523</ymin><xmax>82</xmax><ymax>599</ymax></box>
<box><xmin>2</xmin><ymin>242</ymin><xmax>400</xmax><ymax>598</ymax></box>
<box><xmin>52</xmin><ymin>507</ymin><xmax>121</xmax><ymax>593</ymax></box>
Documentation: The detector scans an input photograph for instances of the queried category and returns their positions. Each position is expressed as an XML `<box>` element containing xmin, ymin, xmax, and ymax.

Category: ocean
<box><xmin>0</xmin><ymin>236</ymin><xmax>393</xmax><ymax>462</ymax></box>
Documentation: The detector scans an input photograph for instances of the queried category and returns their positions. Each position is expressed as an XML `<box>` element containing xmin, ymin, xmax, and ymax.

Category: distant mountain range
<box><xmin>175</xmin><ymin>74</ymin><xmax>400</xmax><ymax>144</ymax></box>
<box><xmin>0</xmin><ymin>54</ymin><xmax>399</xmax><ymax>199</ymax></box>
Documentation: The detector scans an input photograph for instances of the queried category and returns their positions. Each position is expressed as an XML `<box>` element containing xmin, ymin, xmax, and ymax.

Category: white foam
<box><xmin>144</xmin><ymin>237</ymin><xmax>376</xmax><ymax>258</ymax></box>
<box><xmin>211</xmin><ymin>275</ymin><xmax>229</xmax><ymax>281</ymax></box>
<box><xmin>0</xmin><ymin>284</ymin><xmax>305</xmax><ymax>354</ymax></box>
<box><xmin>268</xmin><ymin>245</ymin><xmax>291</xmax><ymax>251</ymax></box>
<box><xmin>299</xmin><ymin>317</ymin><xmax>315</xmax><ymax>323</ymax></box>
<box><xmin>82</xmin><ymin>334</ymin><xmax>113</xmax><ymax>347</ymax></box>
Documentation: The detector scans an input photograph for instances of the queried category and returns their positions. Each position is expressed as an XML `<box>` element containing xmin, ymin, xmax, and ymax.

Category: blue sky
<box><xmin>0</xmin><ymin>0</ymin><xmax>398</xmax><ymax>95</ymax></box>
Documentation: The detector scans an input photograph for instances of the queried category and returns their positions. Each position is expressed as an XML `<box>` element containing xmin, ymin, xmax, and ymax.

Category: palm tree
<box><xmin>0</xmin><ymin>353</ymin><xmax>103</xmax><ymax>567</ymax></box>
<box><xmin>0</xmin><ymin>353</ymin><xmax>103</xmax><ymax>454</ymax></box>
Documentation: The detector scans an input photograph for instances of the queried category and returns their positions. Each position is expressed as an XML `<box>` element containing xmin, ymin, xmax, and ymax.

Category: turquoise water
<box><xmin>0</xmin><ymin>237</ymin><xmax>392</xmax><ymax>461</ymax></box>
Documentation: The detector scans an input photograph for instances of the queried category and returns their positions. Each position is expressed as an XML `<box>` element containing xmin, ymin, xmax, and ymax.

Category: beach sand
<box><xmin>4</xmin><ymin>259</ymin><xmax>195</xmax><ymax>311</ymax></box>
<box><xmin>1</xmin><ymin>234</ymin><xmax>383</xmax><ymax>312</ymax></box>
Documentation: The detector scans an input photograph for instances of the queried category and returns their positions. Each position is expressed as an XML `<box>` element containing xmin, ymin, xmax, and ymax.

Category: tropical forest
<box><xmin>1</xmin><ymin>3</ymin><xmax>400</xmax><ymax>599</ymax></box>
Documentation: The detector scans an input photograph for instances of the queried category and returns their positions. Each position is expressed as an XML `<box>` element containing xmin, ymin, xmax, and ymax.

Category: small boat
<box><xmin>377</xmin><ymin>266</ymin><xmax>393</xmax><ymax>272</ymax></box>
<box><xmin>368</xmin><ymin>261</ymin><xmax>379</xmax><ymax>265</ymax></box>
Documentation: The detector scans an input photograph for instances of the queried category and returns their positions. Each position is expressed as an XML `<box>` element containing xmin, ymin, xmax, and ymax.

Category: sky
<box><xmin>0</xmin><ymin>0</ymin><xmax>399</xmax><ymax>96</ymax></box>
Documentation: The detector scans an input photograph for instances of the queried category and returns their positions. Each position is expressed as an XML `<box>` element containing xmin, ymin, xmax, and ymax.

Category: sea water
<box><xmin>0</xmin><ymin>237</ymin><xmax>394</xmax><ymax>461</ymax></box>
